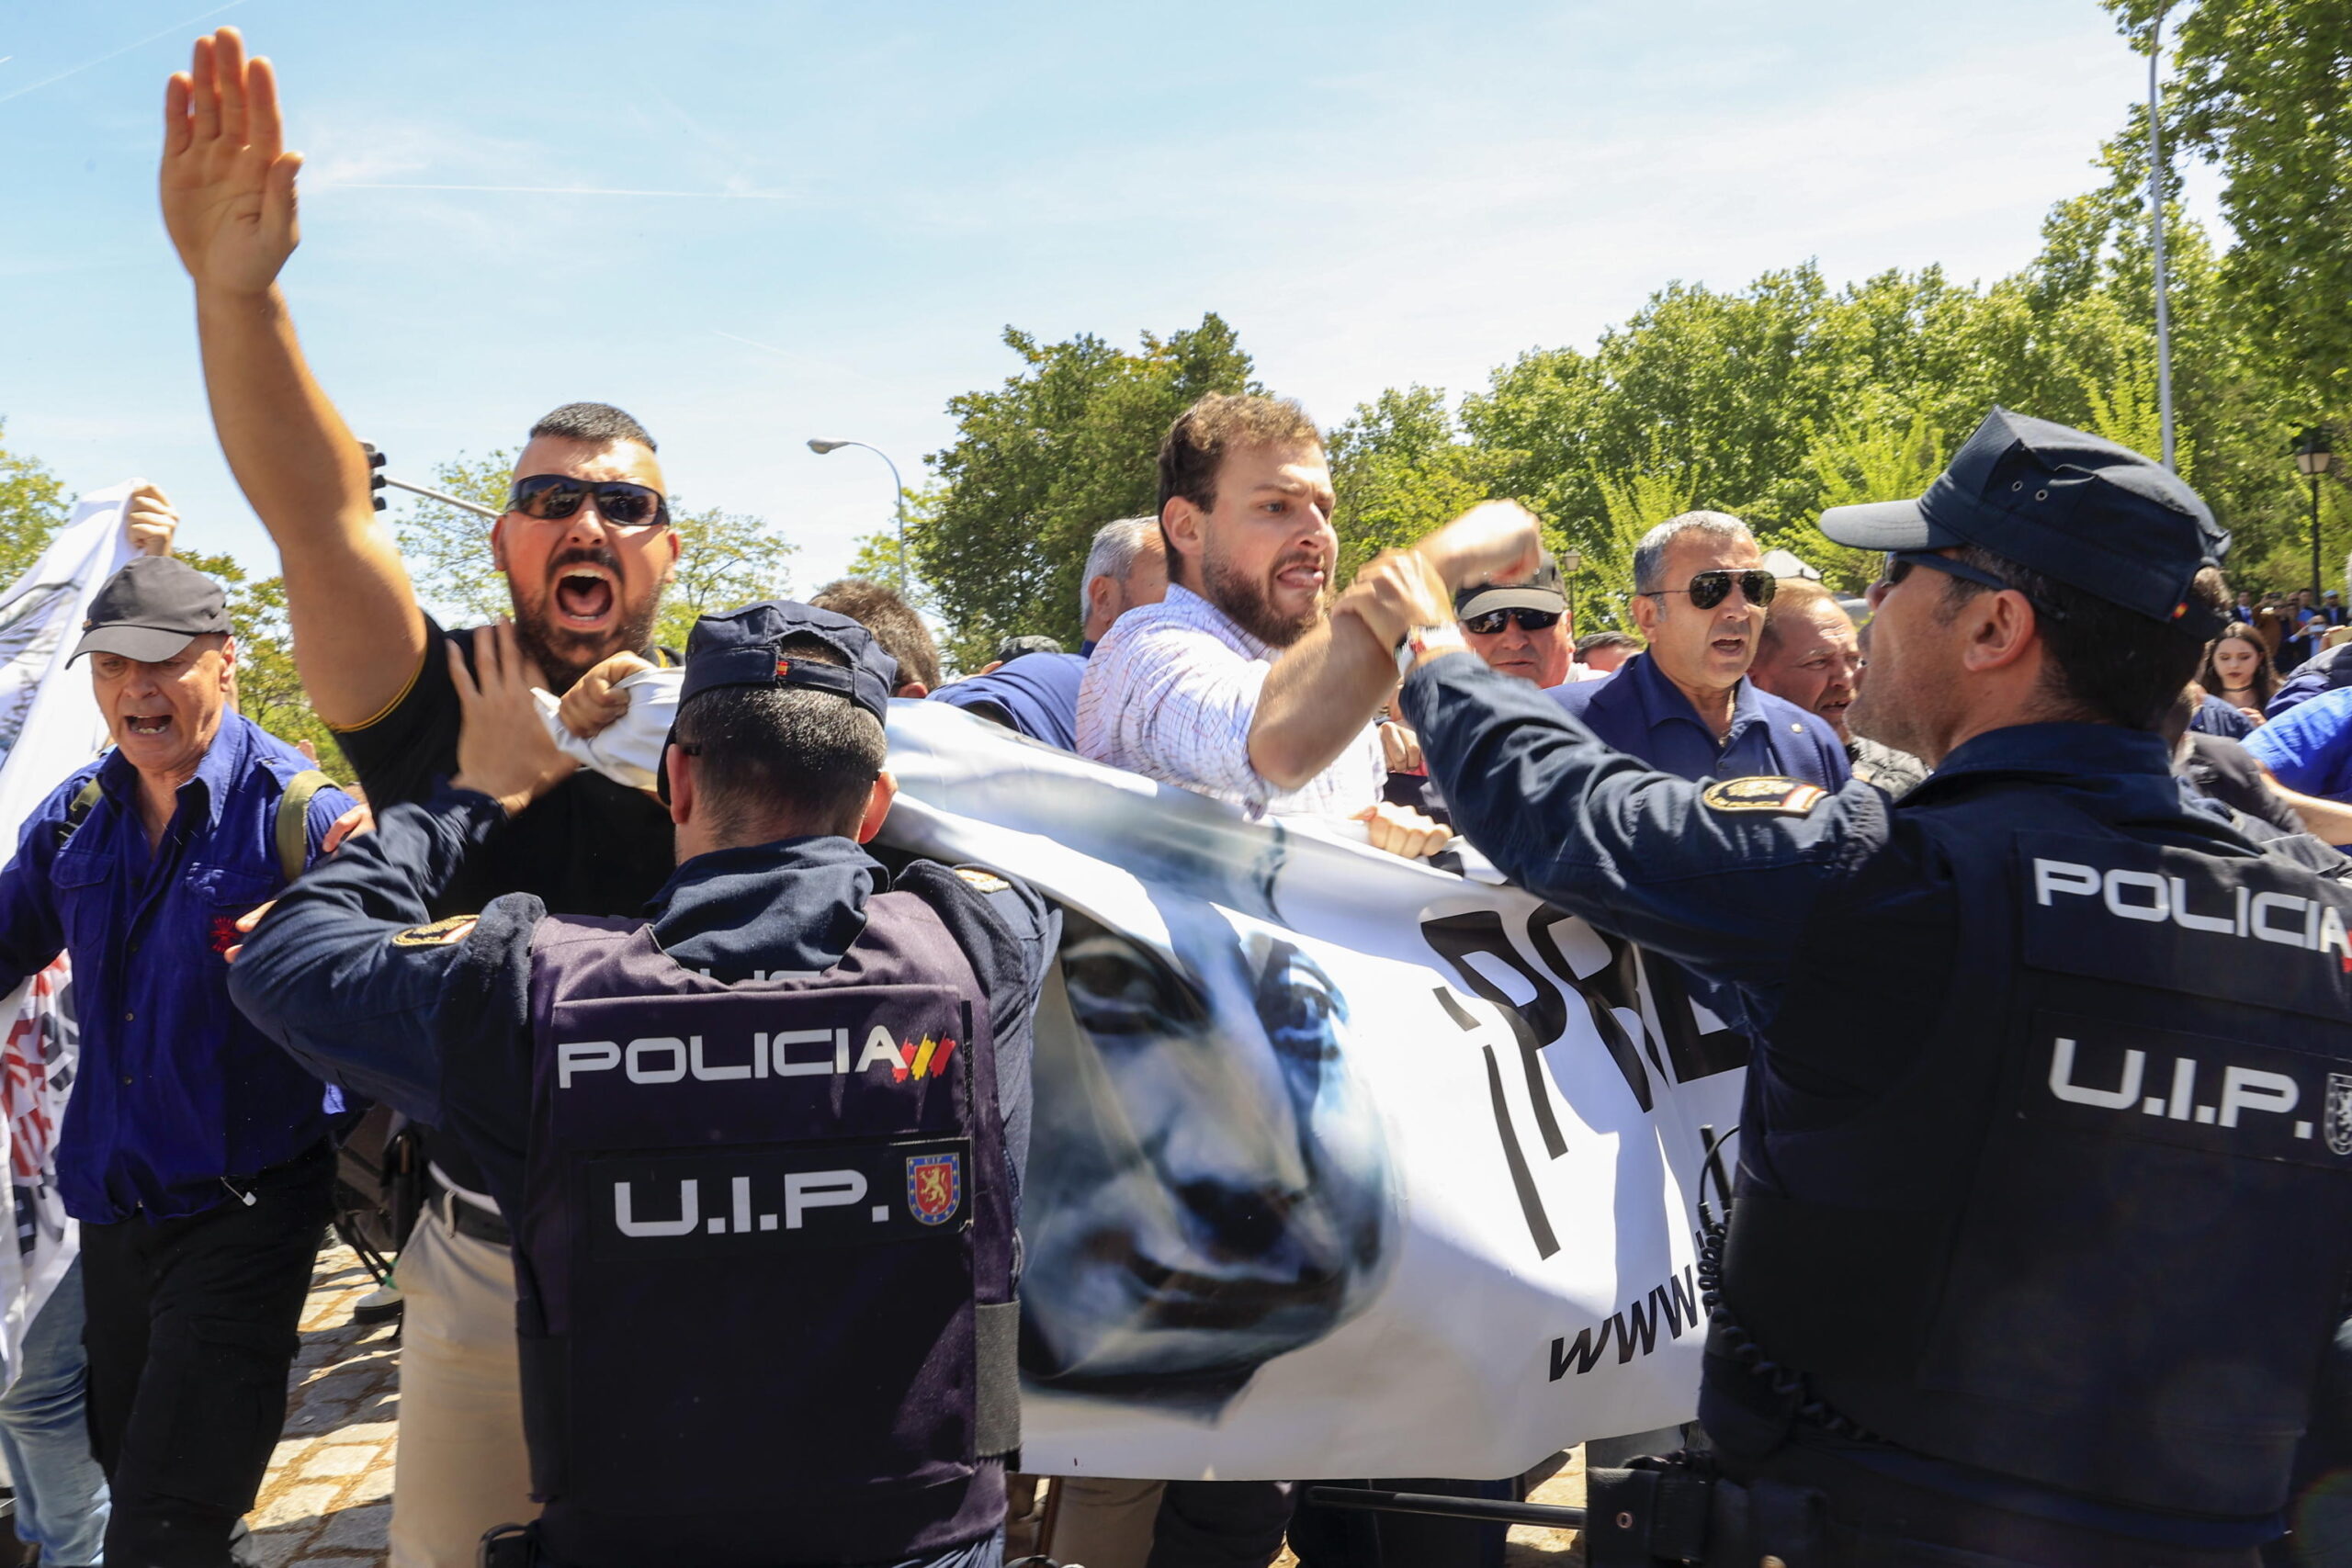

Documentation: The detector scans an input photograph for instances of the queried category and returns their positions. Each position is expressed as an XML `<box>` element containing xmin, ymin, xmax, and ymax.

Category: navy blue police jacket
<box><xmin>228</xmin><ymin>786</ymin><xmax>1054</xmax><ymax>1247</ymax></box>
<box><xmin>1401</xmin><ymin>651</ymin><xmax>2352</xmax><ymax>1531</ymax></box>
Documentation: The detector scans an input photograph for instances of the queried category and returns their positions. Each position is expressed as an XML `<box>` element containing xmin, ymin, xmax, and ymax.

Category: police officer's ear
<box><xmin>852</xmin><ymin>771</ymin><xmax>898</xmax><ymax>844</ymax></box>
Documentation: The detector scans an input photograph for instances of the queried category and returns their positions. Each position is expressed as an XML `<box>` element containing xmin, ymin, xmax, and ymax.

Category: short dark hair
<box><xmin>809</xmin><ymin>578</ymin><xmax>940</xmax><ymax>692</ymax></box>
<box><xmin>1937</xmin><ymin>545</ymin><xmax>2229</xmax><ymax>730</ymax></box>
<box><xmin>529</xmin><ymin>402</ymin><xmax>658</xmax><ymax>453</ymax></box>
<box><xmin>1156</xmin><ymin>394</ymin><xmax>1320</xmax><ymax>517</ymax></box>
<box><xmin>1574</xmin><ymin>630</ymin><xmax>1642</xmax><ymax>660</ymax></box>
<box><xmin>672</xmin><ymin>634</ymin><xmax>886</xmax><ymax>840</ymax></box>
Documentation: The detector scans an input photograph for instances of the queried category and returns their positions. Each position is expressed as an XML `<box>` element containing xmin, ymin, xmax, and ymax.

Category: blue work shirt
<box><xmin>931</xmin><ymin>650</ymin><xmax>1088</xmax><ymax>751</ymax></box>
<box><xmin>2268</xmin><ymin>642</ymin><xmax>2352</xmax><ymax>717</ymax></box>
<box><xmin>2246</xmin><ymin>685</ymin><xmax>2352</xmax><ymax>803</ymax></box>
<box><xmin>0</xmin><ymin>715</ymin><xmax>356</xmax><ymax>1223</ymax></box>
<box><xmin>1547</xmin><ymin>651</ymin><xmax>1849</xmax><ymax>789</ymax></box>
<box><xmin>230</xmin><ymin>788</ymin><xmax>1056</xmax><ymax>1232</ymax></box>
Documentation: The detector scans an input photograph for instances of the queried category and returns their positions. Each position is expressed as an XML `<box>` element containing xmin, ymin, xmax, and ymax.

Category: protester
<box><xmin>231</xmin><ymin>608</ymin><xmax>1047</xmax><ymax>1568</ymax></box>
<box><xmin>2199</xmin><ymin>622</ymin><xmax>2278</xmax><ymax>728</ymax></box>
<box><xmin>1551</xmin><ymin>511</ymin><xmax>1847</xmax><ymax>788</ymax></box>
<box><xmin>1383</xmin><ymin>407</ymin><xmax>2351</xmax><ymax>1565</ymax></box>
<box><xmin>1572</xmin><ymin>630</ymin><xmax>1641</xmax><ymax>674</ymax></box>
<box><xmin>1749</xmin><ymin>577</ymin><xmax>1928</xmax><ymax>796</ymax></box>
<box><xmin>931</xmin><ymin>515</ymin><xmax>1167</xmax><ymax>750</ymax></box>
<box><xmin>812</xmin><ymin>577</ymin><xmax>941</xmax><ymax>696</ymax></box>
<box><xmin>0</xmin><ymin>555</ymin><xmax>359</xmax><ymax>1566</ymax></box>
<box><xmin>160</xmin><ymin>30</ymin><xmax>684</xmax><ymax>1560</ymax></box>
<box><xmin>2245</xmin><ymin>683</ymin><xmax>2352</xmax><ymax>804</ymax></box>
<box><xmin>1074</xmin><ymin>394</ymin><xmax>1452</xmax><ymax>859</ymax></box>
<box><xmin>2269</xmin><ymin>572</ymin><xmax>2352</xmax><ymax>717</ymax></box>
<box><xmin>1455</xmin><ymin>558</ymin><xmax>1577</xmax><ymax>687</ymax></box>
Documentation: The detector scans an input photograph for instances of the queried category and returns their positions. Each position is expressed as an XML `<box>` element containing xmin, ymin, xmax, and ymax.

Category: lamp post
<box><xmin>2297</xmin><ymin>426</ymin><xmax>2335</xmax><ymax>606</ymax></box>
<box><xmin>2147</xmin><ymin>3</ymin><xmax>2177</xmax><ymax>469</ymax></box>
<box><xmin>807</xmin><ymin>439</ymin><xmax>910</xmax><ymax>592</ymax></box>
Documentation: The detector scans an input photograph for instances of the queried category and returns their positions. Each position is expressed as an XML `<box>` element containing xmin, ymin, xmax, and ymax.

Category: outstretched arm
<box><xmin>162</xmin><ymin>27</ymin><xmax>428</xmax><ymax>728</ymax></box>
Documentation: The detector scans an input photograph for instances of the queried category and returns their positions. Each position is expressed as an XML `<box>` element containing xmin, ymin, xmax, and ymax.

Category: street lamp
<box><xmin>2297</xmin><ymin>426</ymin><xmax>2334</xmax><ymax>605</ymax></box>
<box><xmin>807</xmin><ymin>438</ymin><xmax>910</xmax><ymax>592</ymax></box>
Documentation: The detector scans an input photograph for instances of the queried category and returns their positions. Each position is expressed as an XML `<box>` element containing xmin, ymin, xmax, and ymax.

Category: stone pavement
<box><xmin>254</xmin><ymin>1241</ymin><xmax>1585</xmax><ymax>1567</ymax></box>
<box><xmin>247</xmin><ymin>1242</ymin><xmax>398</xmax><ymax>1566</ymax></box>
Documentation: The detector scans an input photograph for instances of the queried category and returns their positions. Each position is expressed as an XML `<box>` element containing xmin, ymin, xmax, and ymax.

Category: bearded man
<box><xmin>160</xmin><ymin>28</ymin><xmax>680</xmax><ymax>1562</ymax></box>
<box><xmin>1076</xmin><ymin>393</ymin><xmax>1463</xmax><ymax>860</ymax></box>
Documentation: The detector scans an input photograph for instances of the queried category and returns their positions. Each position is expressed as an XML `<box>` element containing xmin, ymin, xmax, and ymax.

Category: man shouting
<box><xmin>162</xmin><ymin>28</ymin><xmax>680</xmax><ymax>1564</ymax></box>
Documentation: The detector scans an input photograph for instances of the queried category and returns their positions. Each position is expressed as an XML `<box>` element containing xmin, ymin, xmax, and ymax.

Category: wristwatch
<box><xmin>1395</xmin><ymin>623</ymin><xmax>1467</xmax><ymax>678</ymax></box>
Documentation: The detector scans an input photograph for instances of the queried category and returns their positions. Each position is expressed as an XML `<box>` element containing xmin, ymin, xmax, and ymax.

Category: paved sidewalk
<box><xmin>247</xmin><ymin>1243</ymin><xmax>398</xmax><ymax>1566</ymax></box>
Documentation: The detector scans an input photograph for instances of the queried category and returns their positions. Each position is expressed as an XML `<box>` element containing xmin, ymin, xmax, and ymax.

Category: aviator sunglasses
<box><xmin>506</xmin><ymin>474</ymin><xmax>670</xmax><ymax>529</ymax></box>
<box><xmin>1461</xmin><ymin>606</ymin><xmax>1563</xmax><ymax>636</ymax></box>
<box><xmin>1645</xmin><ymin>569</ymin><xmax>1776</xmax><ymax>611</ymax></box>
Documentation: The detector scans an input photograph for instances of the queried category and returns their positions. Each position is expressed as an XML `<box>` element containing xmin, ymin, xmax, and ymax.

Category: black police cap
<box><xmin>70</xmin><ymin>556</ymin><xmax>232</xmax><ymax>664</ymax></box>
<box><xmin>1818</xmin><ymin>407</ymin><xmax>2231</xmax><ymax>638</ymax></box>
<box><xmin>677</xmin><ymin>600</ymin><xmax>899</xmax><ymax>724</ymax></box>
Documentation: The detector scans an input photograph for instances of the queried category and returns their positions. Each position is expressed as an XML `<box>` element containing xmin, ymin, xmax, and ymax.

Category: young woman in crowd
<box><xmin>2200</xmin><ymin>621</ymin><xmax>2278</xmax><ymax>727</ymax></box>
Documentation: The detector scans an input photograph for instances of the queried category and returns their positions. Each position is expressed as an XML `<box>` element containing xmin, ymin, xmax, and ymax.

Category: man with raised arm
<box><xmin>160</xmin><ymin>28</ymin><xmax>683</xmax><ymax>1564</ymax></box>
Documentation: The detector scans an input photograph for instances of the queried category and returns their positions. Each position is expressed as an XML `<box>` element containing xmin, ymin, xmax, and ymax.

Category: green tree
<box><xmin>918</xmin><ymin>313</ymin><xmax>1255</xmax><ymax>667</ymax></box>
<box><xmin>1326</xmin><ymin>387</ymin><xmax>1497</xmax><ymax>580</ymax></box>
<box><xmin>653</xmin><ymin>505</ymin><xmax>797</xmax><ymax>652</ymax></box>
<box><xmin>845</xmin><ymin>520</ymin><xmax>942</xmax><ymax>622</ymax></box>
<box><xmin>0</xmin><ymin>420</ymin><xmax>72</xmax><ymax>586</ymax></box>
<box><xmin>178</xmin><ymin>548</ymin><xmax>349</xmax><ymax>775</ymax></box>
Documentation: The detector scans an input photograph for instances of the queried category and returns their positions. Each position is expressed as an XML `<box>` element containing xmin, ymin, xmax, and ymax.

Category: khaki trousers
<box><xmin>390</xmin><ymin>1204</ymin><xmax>540</xmax><ymax>1568</ymax></box>
<box><xmin>1046</xmin><ymin>1477</ymin><xmax>1165</xmax><ymax>1568</ymax></box>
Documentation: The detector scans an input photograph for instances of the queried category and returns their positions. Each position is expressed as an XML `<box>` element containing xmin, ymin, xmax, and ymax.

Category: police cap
<box><xmin>678</xmin><ymin>600</ymin><xmax>899</xmax><ymax>724</ymax></box>
<box><xmin>1817</xmin><ymin>407</ymin><xmax>2231</xmax><ymax>638</ymax></box>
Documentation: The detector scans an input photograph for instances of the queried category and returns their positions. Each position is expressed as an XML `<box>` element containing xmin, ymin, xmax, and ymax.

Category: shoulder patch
<box><xmin>391</xmin><ymin>916</ymin><xmax>479</xmax><ymax>948</ymax></box>
<box><xmin>953</xmin><ymin>867</ymin><xmax>1012</xmax><ymax>896</ymax></box>
<box><xmin>1701</xmin><ymin>775</ymin><xmax>1827</xmax><ymax>817</ymax></box>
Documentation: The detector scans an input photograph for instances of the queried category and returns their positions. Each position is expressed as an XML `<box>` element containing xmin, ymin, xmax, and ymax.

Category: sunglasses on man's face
<box><xmin>1461</xmin><ymin>606</ymin><xmax>1563</xmax><ymax>636</ymax></box>
<box><xmin>506</xmin><ymin>474</ymin><xmax>669</xmax><ymax>529</ymax></box>
<box><xmin>1647</xmin><ymin>569</ymin><xmax>1776</xmax><ymax>611</ymax></box>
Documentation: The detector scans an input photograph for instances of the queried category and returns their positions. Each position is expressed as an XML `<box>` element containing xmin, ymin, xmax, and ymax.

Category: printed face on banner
<box><xmin>1021</xmin><ymin>901</ymin><xmax>1397</xmax><ymax>1409</ymax></box>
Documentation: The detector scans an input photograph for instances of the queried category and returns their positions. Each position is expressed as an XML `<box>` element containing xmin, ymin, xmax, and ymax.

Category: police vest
<box><xmin>1719</xmin><ymin>782</ymin><xmax>2352</xmax><ymax>1521</ymax></box>
<box><xmin>515</xmin><ymin>886</ymin><xmax>1019</xmax><ymax>1568</ymax></box>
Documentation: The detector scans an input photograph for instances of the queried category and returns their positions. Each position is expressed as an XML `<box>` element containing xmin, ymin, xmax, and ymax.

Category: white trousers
<box><xmin>389</xmin><ymin>1203</ymin><xmax>540</xmax><ymax>1568</ymax></box>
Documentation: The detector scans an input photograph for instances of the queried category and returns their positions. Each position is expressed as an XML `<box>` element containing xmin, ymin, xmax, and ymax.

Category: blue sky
<box><xmin>1</xmin><ymin>1</ymin><xmax>2193</xmax><ymax>602</ymax></box>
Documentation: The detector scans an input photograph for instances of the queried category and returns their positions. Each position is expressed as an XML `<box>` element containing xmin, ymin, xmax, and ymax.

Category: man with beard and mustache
<box><xmin>1075</xmin><ymin>393</ymin><xmax>1452</xmax><ymax>860</ymax></box>
<box><xmin>159</xmin><ymin>29</ymin><xmax>680</xmax><ymax>1564</ymax></box>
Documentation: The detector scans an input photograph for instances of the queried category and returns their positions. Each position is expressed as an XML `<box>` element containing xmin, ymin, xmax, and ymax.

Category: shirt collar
<box><xmin>96</xmin><ymin>710</ymin><xmax>255</xmax><ymax>831</ymax></box>
<box><xmin>1620</xmin><ymin>651</ymin><xmax>1763</xmax><ymax>742</ymax></box>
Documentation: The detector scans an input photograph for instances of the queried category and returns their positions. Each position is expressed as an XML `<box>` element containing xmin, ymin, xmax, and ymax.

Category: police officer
<box><xmin>229</xmin><ymin>604</ymin><xmax>1054</xmax><ymax>1568</ymax></box>
<box><xmin>1350</xmin><ymin>409</ymin><xmax>2352</xmax><ymax>1566</ymax></box>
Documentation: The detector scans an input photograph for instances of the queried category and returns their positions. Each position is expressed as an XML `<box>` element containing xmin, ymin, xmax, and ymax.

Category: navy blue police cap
<box><xmin>678</xmin><ymin>600</ymin><xmax>899</xmax><ymax>721</ymax></box>
<box><xmin>1817</xmin><ymin>406</ymin><xmax>2232</xmax><ymax>638</ymax></box>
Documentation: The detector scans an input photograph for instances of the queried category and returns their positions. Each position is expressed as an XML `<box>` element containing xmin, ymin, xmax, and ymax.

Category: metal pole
<box><xmin>1305</xmin><ymin>1486</ymin><xmax>1588</xmax><ymax>1530</ymax></box>
<box><xmin>2314</xmin><ymin>468</ymin><xmax>2324</xmax><ymax>604</ymax></box>
<box><xmin>2149</xmin><ymin>5</ymin><xmax>2177</xmax><ymax>470</ymax></box>
<box><xmin>382</xmin><ymin>475</ymin><xmax>500</xmax><ymax>521</ymax></box>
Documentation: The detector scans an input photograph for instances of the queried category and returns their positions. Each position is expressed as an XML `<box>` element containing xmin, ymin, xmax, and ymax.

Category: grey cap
<box><xmin>69</xmin><ymin>557</ymin><xmax>231</xmax><ymax>664</ymax></box>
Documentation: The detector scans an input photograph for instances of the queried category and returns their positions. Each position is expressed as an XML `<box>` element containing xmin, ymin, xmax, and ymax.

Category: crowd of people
<box><xmin>1</xmin><ymin>21</ymin><xmax>2349</xmax><ymax>1568</ymax></box>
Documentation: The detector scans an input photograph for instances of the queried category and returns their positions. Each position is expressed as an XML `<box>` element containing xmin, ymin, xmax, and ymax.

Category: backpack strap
<box><xmin>274</xmin><ymin>769</ymin><xmax>334</xmax><ymax>884</ymax></box>
<box><xmin>51</xmin><ymin>777</ymin><xmax>105</xmax><ymax>852</ymax></box>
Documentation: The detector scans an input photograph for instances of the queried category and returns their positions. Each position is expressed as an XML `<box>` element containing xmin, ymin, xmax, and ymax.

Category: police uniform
<box><xmin>1398</xmin><ymin>411</ymin><xmax>2352</xmax><ymax>1567</ymax></box>
<box><xmin>232</xmin><ymin>604</ymin><xmax>1056</xmax><ymax>1568</ymax></box>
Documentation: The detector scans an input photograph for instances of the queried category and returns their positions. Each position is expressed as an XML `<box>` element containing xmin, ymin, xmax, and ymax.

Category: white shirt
<box><xmin>1076</xmin><ymin>583</ymin><xmax>1385</xmax><ymax>820</ymax></box>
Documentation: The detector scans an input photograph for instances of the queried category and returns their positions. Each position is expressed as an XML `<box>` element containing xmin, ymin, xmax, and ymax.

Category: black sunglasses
<box><xmin>1461</xmin><ymin>606</ymin><xmax>1563</xmax><ymax>636</ymax></box>
<box><xmin>1645</xmin><ymin>569</ymin><xmax>1776</xmax><ymax>611</ymax></box>
<box><xmin>506</xmin><ymin>474</ymin><xmax>670</xmax><ymax>529</ymax></box>
<box><xmin>1884</xmin><ymin>550</ymin><xmax>2069</xmax><ymax>621</ymax></box>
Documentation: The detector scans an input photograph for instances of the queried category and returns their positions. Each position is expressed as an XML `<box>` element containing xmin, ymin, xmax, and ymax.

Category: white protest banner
<box><xmin>877</xmin><ymin>699</ymin><xmax>1747</xmax><ymax>1481</ymax></box>
<box><xmin>0</xmin><ymin>484</ymin><xmax>139</xmax><ymax>1381</ymax></box>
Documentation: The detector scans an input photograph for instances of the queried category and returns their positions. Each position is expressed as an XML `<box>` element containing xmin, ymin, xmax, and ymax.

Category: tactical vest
<box><xmin>516</xmin><ymin>888</ymin><xmax>1019</xmax><ymax>1568</ymax></box>
<box><xmin>1717</xmin><ymin>783</ymin><xmax>2352</xmax><ymax>1522</ymax></box>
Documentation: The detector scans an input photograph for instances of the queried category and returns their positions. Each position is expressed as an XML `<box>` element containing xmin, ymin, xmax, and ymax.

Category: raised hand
<box><xmin>558</xmin><ymin>651</ymin><xmax>655</xmax><ymax>740</ymax></box>
<box><xmin>161</xmin><ymin>28</ymin><xmax>301</xmax><ymax>296</ymax></box>
<box><xmin>122</xmin><ymin>480</ymin><xmax>180</xmax><ymax>557</ymax></box>
<box><xmin>449</xmin><ymin>623</ymin><xmax>579</xmax><ymax>818</ymax></box>
<box><xmin>1415</xmin><ymin>501</ymin><xmax>1544</xmax><ymax>593</ymax></box>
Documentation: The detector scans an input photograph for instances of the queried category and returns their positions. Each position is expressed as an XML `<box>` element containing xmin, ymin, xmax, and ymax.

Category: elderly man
<box><xmin>1455</xmin><ymin>558</ymin><xmax>1586</xmax><ymax>687</ymax></box>
<box><xmin>933</xmin><ymin>516</ymin><xmax>1167</xmax><ymax>750</ymax></box>
<box><xmin>1076</xmin><ymin>394</ymin><xmax>1454</xmax><ymax>858</ymax></box>
<box><xmin>1749</xmin><ymin>577</ymin><xmax>1928</xmax><ymax>796</ymax></box>
<box><xmin>0</xmin><ymin>556</ymin><xmax>357</xmax><ymax>1566</ymax></box>
<box><xmin>1553</xmin><ymin>511</ymin><xmax>1847</xmax><ymax>788</ymax></box>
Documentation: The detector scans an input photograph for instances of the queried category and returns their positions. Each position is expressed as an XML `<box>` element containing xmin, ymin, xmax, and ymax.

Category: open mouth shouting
<box><xmin>549</xmin><ymin>555</ymin><xmax>622</xmax><ymax>634</ymax></box>
<box><xmin>122</xmin><ymin>711</ymin><xmax>175</xmax><ymax>739</ymax></box>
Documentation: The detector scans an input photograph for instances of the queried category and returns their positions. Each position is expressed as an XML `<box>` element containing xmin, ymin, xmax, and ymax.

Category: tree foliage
<box><xmin>177</xmin><ymin>548</ymin><xmax>348</xmax><ymax>775</ymax></box>
<box><xmin>915</xmin><ymin>314</ymin><xmax>1254</xmax><ymax>667</ymax></box>
<box><xmin>0</xmin><ymin>421</ymin><xmax>72</xmax><ymax>587</ymax></box>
